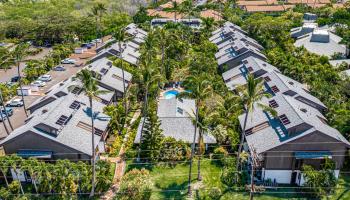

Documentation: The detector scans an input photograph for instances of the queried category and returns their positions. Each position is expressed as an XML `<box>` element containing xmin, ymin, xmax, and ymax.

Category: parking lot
<box><xmin>0</xmin><ymin>42</ymin><xmax>104</xmax><ymax>139</ymax></box>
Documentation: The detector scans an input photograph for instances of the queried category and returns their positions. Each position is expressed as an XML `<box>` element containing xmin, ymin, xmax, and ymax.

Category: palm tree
<box><xmin>21</xmin><ymin>158</ymin><xmax>40</xmax><ymax>193</ymax></box>
<box><xmin>172</xmin><ymin>1</ymin><xmax>179</xmax><ymax>21</ymax></box>
<box><xmin>113</xmin><ymin>27</ymin><xmax>131</xmax><ymax>122</ymax></box>
<box><xmin>72</xmin><ymin>69</ymin><xmax>109</xmax><ymax>197</ymax></box>
<box><xmin>0</xmin><ymin>156</ymin><xmax>10</xmax><ymax>187</ymax></box>
<box><xmin>0</xmin><ymin>48</ymin><xmax>13</xmax><ymax>72</ymax></box>
<box><xmin>0</xmin><ymin>89</ymin><xmax>13</xmax><ymax>131</ymax></box>
<box><xmin>12</xmin><ymin>43</ymin><xmax>29</xmax><ymax>117</ymax></box>
<box><xmin>181</xmin><ymin>0</ymin><xmax>196</xmax><ymax>23</ymax></box>
<box><xmin>8</xmin><ymin>155</ymin><xmax>24</xmax><ymax>195</ymax></box>
<box><xmin>91</xmin><ymin>3</ymin><xmax>107</xmax><ymax>47</ymax></box>
<box><xmin>178</xmin><ymin>74</ymin><xmax>212</xmax><ymax>195</ymax></box>
<box><xmin>136</xmin><ymin>61</ymin><xmax>162</xmax><ymax>161</ymax></box>
<box><xmin>235</xmin><ymin>75</ymin><xmax>275</xmax><ymax>183</ymax></box>
<box><xmin>201</xmin><ymin>17</ymin><xmax>216</xmax><ymax>34</ymax></box>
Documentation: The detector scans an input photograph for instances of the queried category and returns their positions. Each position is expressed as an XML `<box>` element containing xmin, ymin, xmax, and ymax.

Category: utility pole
<box><xmin>249</xmin><ymin>146</ymin><xmax>260</xmax><ymax>200</ymax></box>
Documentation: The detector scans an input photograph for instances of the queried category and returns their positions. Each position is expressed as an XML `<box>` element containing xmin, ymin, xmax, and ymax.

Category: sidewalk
<box><xmin>100</xmin><ymin>110</ymin><xmax>141</xmax><ymax>200</ymax></box>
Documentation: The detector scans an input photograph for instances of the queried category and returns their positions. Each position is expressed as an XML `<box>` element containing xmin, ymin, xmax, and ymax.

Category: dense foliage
<box><xmin>0</xmin><ymin>155</ymin><xmax>113</xmax><ymax>199</ymax></box>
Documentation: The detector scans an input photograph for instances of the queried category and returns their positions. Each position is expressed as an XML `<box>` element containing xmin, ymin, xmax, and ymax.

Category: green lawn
<box><xmin>126</xmin><ymin>160</ymin><xmax>350</xmax><ymax>200</ymax></box>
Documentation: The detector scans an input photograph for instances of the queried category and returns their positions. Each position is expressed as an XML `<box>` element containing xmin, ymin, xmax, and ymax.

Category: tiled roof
<box><xmin>200</xmin><ymin>9</ymin><xmax>223</xmax><ymax>21</ymax></box>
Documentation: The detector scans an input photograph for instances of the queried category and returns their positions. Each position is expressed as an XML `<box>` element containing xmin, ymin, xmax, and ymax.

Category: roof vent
<box><xmin>310</xmin><ymin>30</ymin><xmax>330</xmax><ymax>43</ymax></box>
<box><xmin>288</xmin><ymin>81</ymin><xmax>294</xmax><ymax>85</ymax></box>
<box><xmin>42</xmin><ymin>109</ymin><xmax>48</xmax><ymax>114</ymax></box>
<box><xmin>300</xmin><ymin>108</ymin><xmax>307</xmax><ymax>113</ymax></box>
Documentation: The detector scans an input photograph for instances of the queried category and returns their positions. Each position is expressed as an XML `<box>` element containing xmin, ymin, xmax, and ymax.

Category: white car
<box><xmin>31</xmin><ymin>80</ymin><xmax>46</xmax><ymax>87</ymax></box>
<box><xmin>61</xmin><ymin>58</ymin><xmax>76</xmax><ymax>64</ymax></box>
<box><xmin>7</xmin><ymin>99</ymin><xmax>24</xmax><ymax>107</ymax></box>
<box><xmin>39</xmin><ymin>74</ymin><xmax>52</xmax><ymax>82</ymax></box>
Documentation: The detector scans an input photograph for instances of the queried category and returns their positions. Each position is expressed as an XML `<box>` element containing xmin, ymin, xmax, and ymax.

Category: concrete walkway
<box><xmin>100</xmin><ymin>109</ymin><xmax>141</xmax><ymax>200</ymax></box>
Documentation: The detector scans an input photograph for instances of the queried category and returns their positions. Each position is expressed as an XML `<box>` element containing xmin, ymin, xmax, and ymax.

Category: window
<box><xmin>243</xmin><ymin>60</ymin><xmax>248</xmax><ymax>64</ymax></box>
<box><xmin>56</xmin><ymin>115</ymin><xmax>69</xmax><ymax>125</ymax></box>
<box><xmin>271</xmin><ymin>85</ymin><xmax>280</xmax><ymax>93</ymax></box>
<box><xmin>279</xmin><ymin>114</ymin><xmax>291</xmax><ymax>125</ymax></box>
<box><xmin>264</xmin><ymin>76</ymin><xmax>271</xmax><ymax>82</ymax></box>
<box><xmin>269</xmin><ymin>100</ymin><xmax>279</xmax><ymax>108</ymax></box>
<box><xmin>177</xmin><ymin>107</ymin><xmax>183</xmax><ymax>114</ymax></box>
<box><xmin>69</xmin><ymin>101</ymin><xmax>80</xmax><ymax>110</ymax></box>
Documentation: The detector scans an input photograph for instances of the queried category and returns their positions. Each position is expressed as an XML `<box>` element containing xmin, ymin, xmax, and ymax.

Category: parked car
<box><xmin>11</xmin><ymin>76</ymin><xmax>21</xmax><ymax>82</ymax></box>
<box><xmin>53</xmin><ymin>65</ymin><xmax>66</xmax><ymax>71</ymax></box>
<box><xmin>91</xmin><ymin>39</ymin><xmax>102</xmax><ymax>43</ymax></box>
<box><xmin>0</xmin><ymin>113</ymin><xmax>7</xmax><ymax>122</ymax></box>
<box><xmin>7</xmin><ymin>99</ymin><xmax>24</xmax><ymax>107</ymax></box>
<box><xmin>39</xmin><ymin>74</ymin><xmax>52</xmax><ymax>82</ymax></box>
<box><xmin>31</xmin><ymin>80</ymin><xmax>46</xmax><ymax>87</ymax></box>
<box><xmin>1</xmin><ymin>107</ymin><xmax>13</xmax><ymax>116</ymax></box>
<box><xmin>61</xmin><ymin>58</ymin><xmax>76</xmax><ymax>64</ymax></box>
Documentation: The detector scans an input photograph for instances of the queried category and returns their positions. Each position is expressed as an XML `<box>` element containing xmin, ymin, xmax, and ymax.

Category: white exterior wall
<box><xmin>10</xmin><ymin>169</ymin><xmax>26</xmax><ymax>182</ymax></box>
<box><xmin>263</xmin><ymin>169</ymin><xmax>292</xmax><ymax>184</ymax></box>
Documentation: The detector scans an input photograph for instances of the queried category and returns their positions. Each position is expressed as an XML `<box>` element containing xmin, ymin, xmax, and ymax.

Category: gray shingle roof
<box><xmin>0</xmin><ymin>78</ymin><xmax>110</xmax><ymax>156</ymax></box>
<box><xmin>265</xmin><ymin>71</ymin><xmax>326</xmax><ymax>110</ymax></box>
<box><xmin>222</xmin><ymin>57</ymin><xmax>280</xmax><ymax>90</ymax></box>
<box><xmin>239</xmin><ymin>94</ymin><xmax>350</xmax><ymax>154</ymax></box>
<box><xmin>87</xmin><ymin>57</ymin><xmax>132</xmax><ymax>93</ymax></box>
<box><xmin>134</xmin><ymin>98</ymin><xmax>216</xmax><ymax>144</ymax></box>
<box><xmin>294</xmin><ymin>30</ymin><xmax>347</xmax><ymax>58</ymax></box>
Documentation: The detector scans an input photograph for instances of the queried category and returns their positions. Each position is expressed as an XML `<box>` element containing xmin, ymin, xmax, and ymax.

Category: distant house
<box><xmin>151</xmin><ymin>18</ymin><xmax>202</xmax><ymax>28</ymax></box>
<box><xmin>0</xmin><ymin>78</ymin><xmax>111</xmax><ymax>161</ymax></box>
<box><xmin>239</xmin><ymin>94</ymin><xmax>349</xmax><ymax>185</ymax></box>
<box><xmin>294</xmin><ymin>29</ymin><xmax>348</xmax><ymax>58</ymax></box>
<box><xmin>222</xmin><ymin>56</ymin><xmax>280</xmax><ymax>90</ymax></box>
<box><xmin>134</xmin><ymin>98</ymin><xmax>216</xmax><ymax>145</ymax></box>
<box><xmin>200</xmin><ymin>9</ymin><xmax>223</xmax><ymax>21</ymax></box>
<box><xmin>303</xmin><ymin>12</ymin><xmax>317</xmax><ymax>22</ymax></box>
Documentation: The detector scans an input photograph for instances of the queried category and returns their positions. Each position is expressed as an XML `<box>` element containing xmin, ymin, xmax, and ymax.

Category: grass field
<box><xmin>125</xmin><ymin>159</ymin><xmax>350</xmax><ymax>200</ymax></box>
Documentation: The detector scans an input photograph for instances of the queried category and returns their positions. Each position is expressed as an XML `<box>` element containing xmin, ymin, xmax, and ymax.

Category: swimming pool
<box><xmin>164</xmin><ymin>90</ymin><xmax>179</xmax><ymax>99</ymax></box>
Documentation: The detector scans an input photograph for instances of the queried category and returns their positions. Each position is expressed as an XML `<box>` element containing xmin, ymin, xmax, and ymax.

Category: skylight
<box><xmin>264</xmin><ymin>76</ymin><xmax>271</xmax><ymax>82</ymax></box>
<box><xmin>177</xmin><ymin>107</ymin><xmax>183</xmax><ymax>115</ymax></box>
<box><xmin>269</xmin><ymin>100</ymin><xmax>279</xmax><ymax>108</ymax></box>
<box><xmin>271</xmin><ymin>85</ymin><xmax>280</xmax><ymax>93</ymax></box>
<box><xmin>56</xmin><ymin>115</ymin><xmax>69</xmax><ymax>126</ymax></box>
<box><xmin>100</xmin><ymin>68</ymin><xmax>108</xmax><ymax>75</ymax></box>
<box><xmin>69</xmin><ymin>101</ymin><xmax>80</xmax><ymax>110</ymax></box>
<box><xmin>71</xmin><ymin>87</ymin><xmax>81</xmax><ymax>94</ymax></box>
<box><xmin>279</xmin><ymin>114</ymin><xmax>291</xmax><ymax>125</ymax></box>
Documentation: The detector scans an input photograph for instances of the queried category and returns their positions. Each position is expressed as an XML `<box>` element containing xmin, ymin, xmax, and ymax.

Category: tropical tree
<box><xmin>11</xmin><ymin>43</ymin><xmax>29</xmax><ymax>117</ymax></box>
<box><xmin>201</xmin><ymin>17</ymin><xmax>216</xmax><ymax>34</ymax></box>
<box><xmin>140</xmin><ymin>105</ymin><xmax>164</xmax><ymax>161</ymax></box>
<box><xmin>235</xmin><ymin>75</ymin><xmax>274</xmax><ymax>184</ymax></box>
<box><xmin>179</xmin><ymin>74</ymin><xmax>212</xmax><ymax>195</ymax></box>
<box><xmin>113</xmin><ymin>27</ymin><xmax>131</xmax><ymax>120</ymax></box>
<box><xmin>91</xmin><ymin>3</ymin><xmax>107</xmax><ymax>46</ymax></box>
<box><xmin>7</xmin><ymin>155</ymin><xmax>24</xmax><ymax>195</ymax></box>
<box><xmin>0</xmin><ymin>156</ymin><xmax>10</xmax><ymax>187</ymax></box>
<box><xmin>104</xmin><ymin>103</ymin><xmax>127</xmax><ymax>135</ymax></box>
<box><xmin>72</xmin><ymin>69</ymin><xmax>109</xmax><ymax>197</ymax></box>
<box><xmin>0</xmin><ymin>47</ymin><xmax>13</xmax><ymax>71</ymax></box>
<box><xmin>136</xmin><ymin>61</ymin><xmax>162</xmax><ymax>161</ymax></box>
<box><xmin>181</xmin><ymin>0</ymin><xmax>196</xmax><ymax>22</ymax></box>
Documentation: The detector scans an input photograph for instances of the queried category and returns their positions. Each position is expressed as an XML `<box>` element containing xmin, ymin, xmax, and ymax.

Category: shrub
<box><xmin>116</xmin><ymin>169</ymin><xmax>151</xmax><ymax>200</ymax></box>
<box><xmin>212</xmin><ymin>146</ymin><xmax>228</xmax><ymax>165</ymax></box>
<box><xmin>159</xmin><ymin>137</ymin><xmax>191</xmax><ymax>166</ymax></box>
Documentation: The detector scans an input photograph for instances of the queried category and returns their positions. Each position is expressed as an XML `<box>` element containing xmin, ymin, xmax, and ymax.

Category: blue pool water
<box><xmin>164</xmin><ymin>90</ymin><xmax>179</xmax><ymax>99</ymax></box>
